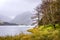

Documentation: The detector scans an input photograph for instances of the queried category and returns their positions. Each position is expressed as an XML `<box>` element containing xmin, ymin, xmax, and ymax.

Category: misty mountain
<box><xmin>0</xmin><ymin>15</ymin><xmax>11</xmax><ymax>22</ymax></box>
<box><xmin>0</xmin><ymin>20</ymin><xmax>18</xmax><ymax>25</ymax></box>
<box><xmin>11</xmin><ymin>11</ymin><xmax>33</xmax><ymax>25</ymax></box>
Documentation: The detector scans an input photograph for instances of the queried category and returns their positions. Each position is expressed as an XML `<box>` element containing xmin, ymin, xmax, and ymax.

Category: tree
<box><xmin>31</xmin><ymin>10</ymin><xmax>41</xmax><ymax>27</ymax></box>
<box><xmin>35</xmin><ymin>0</ymin><xmax>60</xmax><ymax>29</ymax></box>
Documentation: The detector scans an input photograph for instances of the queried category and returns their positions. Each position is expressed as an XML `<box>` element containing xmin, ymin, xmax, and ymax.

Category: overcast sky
<box><xmin>0</xmin><ymin>0</ymin><xmax>41</xmax><ymax>19</ymax></box>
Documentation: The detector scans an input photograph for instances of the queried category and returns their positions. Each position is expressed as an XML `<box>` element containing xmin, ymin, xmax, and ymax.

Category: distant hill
<box><xmin>11</xmin><ymin>11</ymin><xmax>33</xmax><ymax>25</ymax></box>
<box><xmin>0</xmin><ymin>20</ymin><xmax>18</xmax><ymax>25</ymax></box>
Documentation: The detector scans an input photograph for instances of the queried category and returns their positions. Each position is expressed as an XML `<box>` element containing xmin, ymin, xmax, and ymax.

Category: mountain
<box><xmin>0</xmin><ymin>20</ymin><xmax>18</xmax><ymax>25</ymax></box>
<box><xmin>0</xmin><ymin>15</ymin><xmax>11</xmax><ymax>22</ymax></box>
<box><xmin>11</xmin><ymin>11</ymin><xmax>33</xmax><ymax>25</ymax></box>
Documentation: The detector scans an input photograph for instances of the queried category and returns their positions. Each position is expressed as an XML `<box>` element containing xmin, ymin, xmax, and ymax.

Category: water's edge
<box><xmin>0</xmin><ymin>25</ymin><xmax>34</xmax><ymax>36</ymax></box>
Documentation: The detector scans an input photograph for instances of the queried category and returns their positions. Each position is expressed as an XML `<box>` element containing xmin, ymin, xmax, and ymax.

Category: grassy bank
<box><xmin>0</xmin><ymin>24</ymin><xmax>60</xmax><ymax>40</ymax></box>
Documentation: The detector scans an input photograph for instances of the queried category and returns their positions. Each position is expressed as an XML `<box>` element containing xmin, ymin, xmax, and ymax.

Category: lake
<box><xmin>0</xmin><ymin>25</ymin><xmax>35</xmax><ymax>36</ymax></box>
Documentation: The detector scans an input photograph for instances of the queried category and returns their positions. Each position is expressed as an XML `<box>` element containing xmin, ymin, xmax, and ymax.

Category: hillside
<box><xmin>11</xmin><ymin>11</ymin><xmax>33</xmax><ymax>25</ymax></box>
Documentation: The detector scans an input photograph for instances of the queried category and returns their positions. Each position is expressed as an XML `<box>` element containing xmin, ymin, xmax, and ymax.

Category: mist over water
<box><xmin>0</xmin><ymin>25</ymin><xmax>34</xmax><ymax>36</ymax></box>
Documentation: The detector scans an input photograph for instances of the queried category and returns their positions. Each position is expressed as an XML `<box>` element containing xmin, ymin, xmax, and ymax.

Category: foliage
<box><xmin>36</xmin><ymin>0</ymin><xmax>60</xmax><ymax>26</ymax></box>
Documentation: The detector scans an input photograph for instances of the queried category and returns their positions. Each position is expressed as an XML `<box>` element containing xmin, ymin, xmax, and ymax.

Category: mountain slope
<box><xmin>0</xmin><ymin>20</ymin><xmax>18</xmax><ymax>25</ymax></box>
<box><xmin>11</xmin><ymin>11</ymin><xmax>33</xmax><ymax>25</ymax></box>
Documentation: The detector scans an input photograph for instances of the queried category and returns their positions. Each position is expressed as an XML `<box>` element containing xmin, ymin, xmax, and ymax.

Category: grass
<box><xmin>0</xmin><ymin>24</ymin><xmax>60</xmax><ymax>40</ymax></box>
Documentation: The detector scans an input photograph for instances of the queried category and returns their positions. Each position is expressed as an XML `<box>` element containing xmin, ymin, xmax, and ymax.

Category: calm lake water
<box><xmin>0</xmin><ymin>25</ymin><xmax>35</xmax><ymax>36</ymax></box>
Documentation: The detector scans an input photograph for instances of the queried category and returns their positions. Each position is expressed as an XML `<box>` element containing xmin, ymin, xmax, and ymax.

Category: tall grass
<box><xmin>0</xmin><ymin>24</ymin><xmax>60</xmax><ymax>40</ymax></box>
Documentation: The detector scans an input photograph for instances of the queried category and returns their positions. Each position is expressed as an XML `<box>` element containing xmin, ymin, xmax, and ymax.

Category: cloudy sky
<box><xmin>0</xmin><ymin>0</ymin><xmax>41</xmax><ymax>19</ymax></box>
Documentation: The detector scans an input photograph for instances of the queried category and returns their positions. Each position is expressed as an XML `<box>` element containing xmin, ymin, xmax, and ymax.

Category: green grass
<box><xmin>0</xmin><ymin>24</ymin><xmax>60</xmax><ymax>40</ymax></box>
